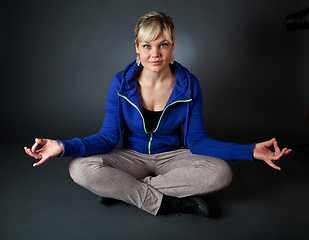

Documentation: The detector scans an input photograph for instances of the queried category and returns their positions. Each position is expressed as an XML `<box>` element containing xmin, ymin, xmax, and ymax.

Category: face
<box><xmin>135</xmin><ymin>32</ymin><xmax>175</xmax><ymax>73</ymax></box>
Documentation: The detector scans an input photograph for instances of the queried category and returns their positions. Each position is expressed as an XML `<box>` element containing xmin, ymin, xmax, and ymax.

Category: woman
<box><xmin>24</xmin><ymin>11</ymin><xmax>292</xmax><ymax>217</ymax></box>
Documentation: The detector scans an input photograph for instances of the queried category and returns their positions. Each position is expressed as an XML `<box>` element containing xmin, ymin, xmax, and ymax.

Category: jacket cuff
<box><xmin>229</xmin><ymin>143</ymin><xmax>256</xmax><ymax>161</ymax></box>
<box><xmin>56</xmin><ymin>138</ymin><xmax>84</xmax><ymax>157</ymax></box>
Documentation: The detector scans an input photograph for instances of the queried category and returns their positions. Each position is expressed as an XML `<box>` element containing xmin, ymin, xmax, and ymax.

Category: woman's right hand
<box><xmin>24</xmin><ymin>138</ymin><xmax>64</xmax><ymax>167</ymax></box>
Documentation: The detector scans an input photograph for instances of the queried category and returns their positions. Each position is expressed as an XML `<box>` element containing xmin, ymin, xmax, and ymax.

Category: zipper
<box><xmin>153</xmin><ymin>99</ymin><xmax>192</xmax><ymax>133</ymax></box>
<box><xmin>118</xmin><ymin>93</ymin><xmax>149</xmax><ymax>133</ymax></box>
<box><xmin>148</xmin><ymin>133</ymin><xmax>153</xmax><ymax>155</ymax></box>
<box><xmin>118</xmin><ymin>93</ymin><xmax>192</xmax><ymax>154</ymax></box>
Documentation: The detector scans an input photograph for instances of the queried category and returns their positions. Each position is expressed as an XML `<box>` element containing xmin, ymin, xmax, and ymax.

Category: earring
<box><xmin>170</xmin><ymin>54</ymin><xmax>175</xmax><ymax>64</ymax></box>
<box><xmin>136</xmin><ymin>54</ymin><xmax>141</xmax><ymax>66</ymax></box>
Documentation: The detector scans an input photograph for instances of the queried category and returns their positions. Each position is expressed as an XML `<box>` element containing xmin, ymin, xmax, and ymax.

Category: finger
<box><xmin>24</xmin><ymin>146</ymin><xmax>29</xmax><ymax>153</ymax></box>
<box><xmin>273</xmin><ymin>141</ymin><xmax>281</xmax><ymax>153</ymax></box>
<box><xmin>33</xmin><ymin>157</ymin><xmax>48</xmax><ymax>167</ymax></box>
<box><xmin>272</xmin><ymin>148</ymin><xmax>287</xmax><ymax>160</ymax></box>
<box><xmin>280</xmin><ymin>148</ymin><xmax>292</xmax><ymax>156</ymax></box>
<box><xmin>273</xmin><ymin>148</ymin><xmax>293</xmax><ymax>161</ymax></box>
<box><xmin>31</xmin><ymin>141</ymin><xmax>39</xmax><ymax>153</ymax></box>
<box><xmin>24</xmin><ymin>147</ymin><xmax>42</xmax><ymax>160</ymax></box>
<box><xmin>27</xmin><ymin>150</ymin><xmax>42</xmax><ymax>159</ymax></box>
<box><xmin>265</xmin><ymin>160</ymin><xmax>281</xmax><ymax>171</ymax></box>
<box><xmin>263</xmin><ymin>138</ymin><xmax>276</xmax><ymax>148</ymax></box>
<box><xmin>36</xmin><ymin>138</ymin><xmax>48</xmax><ymax>145</ymax></box>
<box><xmin>286</xmin><ymin>149</ymin><xmax>292</xmax><ymax>155</ymax></box>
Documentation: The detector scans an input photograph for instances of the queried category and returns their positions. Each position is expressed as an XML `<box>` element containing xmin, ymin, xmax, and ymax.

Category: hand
<box><xmin>253</xmin><ymin>138</ymin><xmax>292</xmax><ymax>171</ymax></box>
<box><xmin>24</xmin><ymin>138</ymin><xmax>64</xmax><ymax>167</ymax></box>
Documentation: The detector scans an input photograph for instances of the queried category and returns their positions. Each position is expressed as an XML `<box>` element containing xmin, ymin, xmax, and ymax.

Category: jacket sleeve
<box><xmin>186</xmin><ymin>76</ymin><xmax>255</xmax><ymax>161</ymax></box>
<box><xmin>58</xmin><ymin>73</ymin><xmax>122</xmax><ymax>157</ymax></box>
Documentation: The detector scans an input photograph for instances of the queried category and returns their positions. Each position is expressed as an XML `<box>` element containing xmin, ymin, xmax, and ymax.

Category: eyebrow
<box><xmin>142</xmin><ymin>40</ymin><xmax>169</xmax><ymax>44</ymax></box>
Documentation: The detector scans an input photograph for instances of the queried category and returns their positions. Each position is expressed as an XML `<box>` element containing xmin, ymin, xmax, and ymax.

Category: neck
<box><xmin>139</xmin><ymin>66</ymin><xmax>173</xmax><ymax>87</ymax></box>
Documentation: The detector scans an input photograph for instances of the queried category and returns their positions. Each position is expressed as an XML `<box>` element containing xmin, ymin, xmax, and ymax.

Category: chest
<box><xmin>120</xmin><ymin>96</ymin><xmax>188</xmax><ymax>133</ymax></box>
<box><xmin>138</xmin><ymin>86</ymin><xmax>173</xmax><ymax>111</ymax></box>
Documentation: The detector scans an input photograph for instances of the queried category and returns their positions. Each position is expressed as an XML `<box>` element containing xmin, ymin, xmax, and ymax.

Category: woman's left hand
<box><xmin>253</xmin><ymin>138</ymin><xmax>292</xmax><ymax>171</ymax></box>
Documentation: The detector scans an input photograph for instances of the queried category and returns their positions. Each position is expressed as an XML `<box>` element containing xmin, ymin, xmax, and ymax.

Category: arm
<box><xmin>186</xmin><ymin>77</ymin><xmax>255</xmax><ymax>161</ymax></box>
<box><xmin>25</xmin><ymin>73</ymin><xmax>122</xmax><ymax>166</ymax></box>
<box><xmin>186</xmin><ymin>77</ymin><xmax>292</xmax><ymax>167</ymax></box>
<box><xmin>57</xmin><ymin>74</ymin><xmax>122</xmax><ymax>157</ymax></box>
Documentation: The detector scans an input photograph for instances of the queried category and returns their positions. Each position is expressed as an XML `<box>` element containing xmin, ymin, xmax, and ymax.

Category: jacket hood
<box><xmin>118</xmin><ymin>60</ymin><xmax>192</xmax><ymax>103</ymax></box>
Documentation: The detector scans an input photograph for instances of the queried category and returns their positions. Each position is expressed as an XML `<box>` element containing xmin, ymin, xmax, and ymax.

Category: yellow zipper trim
<box><xmin>153</xmin><ymin>99</ymin><xmax>192</xmax><ymax>133</ymax></box>
<box><xmin>118</xmin><ymin>93</ymin><xmax>149</xmax><ymax>133</ymax></box>
<box><xmin>118</xmin><ymin>93</ymin><xmax>192</xmax><ymax>154</ymax></box>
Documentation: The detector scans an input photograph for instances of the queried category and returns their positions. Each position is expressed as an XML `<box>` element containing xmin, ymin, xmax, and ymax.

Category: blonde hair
<box><xmin>134</xmin><ymin>11</ymin><xmax>175</xmax><ymax>45</ymax></box>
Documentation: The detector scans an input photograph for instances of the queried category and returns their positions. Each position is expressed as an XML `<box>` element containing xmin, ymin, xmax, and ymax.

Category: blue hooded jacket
<box><xmin>59</xmin><ymin>61</ymin><xmax>255</xmax><ymax>161</ymax></box>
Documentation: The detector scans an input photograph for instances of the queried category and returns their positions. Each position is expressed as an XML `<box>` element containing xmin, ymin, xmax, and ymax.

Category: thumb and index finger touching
<box><xmin>24</xmin><ymin>138</ymin><xmax>50</xmax><ymax>166</ymax></box>
<box><xmin>35</xmin><ymin>138</ymin><xmax>48</xmax><ymax>146</ymax></box>
<box><xmin>30</xmin><ymin>138</ymin><xmax>48</xmax><ymax>151</ymax></box>
<box><xmin>25</xmin><ymin>138</ymin><xmax>65</xmax><ymax>167</ymax></box>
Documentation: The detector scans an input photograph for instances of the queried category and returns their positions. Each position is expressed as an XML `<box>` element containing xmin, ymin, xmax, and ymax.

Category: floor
<box><xmin>1</xmin><ymin>141</ymin><xmax>309</xmax><ymax>240</ymax></box>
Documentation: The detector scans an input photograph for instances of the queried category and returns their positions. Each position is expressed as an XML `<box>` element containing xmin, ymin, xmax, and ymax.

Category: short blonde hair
<box><xmin>134</xmin><ymin>11</ymin><xmax>175</xmax><ymax>45</ymax></box>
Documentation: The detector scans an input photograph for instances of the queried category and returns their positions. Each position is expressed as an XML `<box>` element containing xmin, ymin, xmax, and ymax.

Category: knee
<box><xmin>192</xmin><ymin>158</ymin><xmax>233</xmax><ymax>194</ymax></box>
<box><xmin>68</xmin><ymin>157</ymin><xmax>87</xmax><ymax>186</ymax></box>
<box><xmin>198</xmin><ymin>158</ymin><xmax>233</xmax><ymax>192</ymax></box>
<box><xmin>216</xmin><ymin>160</ymin><xmax>233</xmax><ymax>189</ymax></box>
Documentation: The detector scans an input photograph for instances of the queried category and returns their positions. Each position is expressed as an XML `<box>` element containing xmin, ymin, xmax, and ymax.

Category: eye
<box><xmin>160</xmin><ymin>43</ymin><xmax>169</xmax><ymax>48</ymax></box>
<box><xmin>143</xmin><ymin>44</ymin><xmax>151</xmax><ymax>49</ymax></box>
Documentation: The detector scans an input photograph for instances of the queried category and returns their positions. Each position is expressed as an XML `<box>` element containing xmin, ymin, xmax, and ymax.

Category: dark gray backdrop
<box><xmin>2</xmin><ymin>0</ymin><xmax>309</xmax><ymax>146</ymax></box>
<box><xmin>2</xmin><ymin>1</ymin><xmax>309</xmax><ymax>240</ymax></box>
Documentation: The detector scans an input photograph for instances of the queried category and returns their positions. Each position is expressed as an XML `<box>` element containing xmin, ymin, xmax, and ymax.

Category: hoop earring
<box><xmin>136</xmin><ymin>54</ymin><xmax>141</xmax><ymax>66</ymax></box>
<box><xmin>170</xmin><ymin>54</ymin><xmax>175</xmax><ymax>64</ymax></box>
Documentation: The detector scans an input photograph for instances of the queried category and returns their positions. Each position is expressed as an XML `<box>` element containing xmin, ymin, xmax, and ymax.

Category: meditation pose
<box><xmin>25</xmin><ymin>11</ymin><xmax>292</xmax><ymax>217</ymax></box>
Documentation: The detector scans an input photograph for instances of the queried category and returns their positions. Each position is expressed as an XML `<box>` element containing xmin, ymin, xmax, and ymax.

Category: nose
<box><xmin>150</xmin><ymin>46</ymin><xmax>161</xmax><ymax>58</ymax></box>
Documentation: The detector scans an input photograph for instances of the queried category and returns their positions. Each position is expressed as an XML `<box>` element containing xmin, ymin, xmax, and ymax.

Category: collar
<box><xmin>118</xmin><ymin>60</ymin><xmax>192</xmax><ymax>106</ymax></box>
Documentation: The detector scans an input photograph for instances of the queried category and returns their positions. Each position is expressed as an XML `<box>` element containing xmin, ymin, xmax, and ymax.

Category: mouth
<box><xmin>149</xmin><ymin>61</ymin><xmax>163</xmax><ymax>65</ymax></box>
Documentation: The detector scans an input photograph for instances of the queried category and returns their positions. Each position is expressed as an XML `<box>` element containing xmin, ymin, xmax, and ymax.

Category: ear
<box><xmin>172</xmin><ymin>38</ymin><xmax>175</xmax><ymax>51</ymax></box>
<box><xmin>135</xmin><ymin>41</ymin><xmax>140</xmax><ymax>54</ymax></box>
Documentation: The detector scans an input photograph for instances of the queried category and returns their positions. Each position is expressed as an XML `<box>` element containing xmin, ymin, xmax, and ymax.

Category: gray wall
<box><xmin>2</xmin><ymin>0</ymin><xmax>309</xmax><ymax>145</ymax></box>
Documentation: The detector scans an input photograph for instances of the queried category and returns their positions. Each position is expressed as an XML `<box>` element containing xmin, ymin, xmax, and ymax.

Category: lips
<box><xmin>150</xmin><ymin>61</ymin><xmax>163</xmax><ymax>65</ymax></box>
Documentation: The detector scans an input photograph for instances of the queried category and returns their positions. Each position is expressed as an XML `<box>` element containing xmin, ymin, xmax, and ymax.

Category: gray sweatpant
<box><xmin>68</xmin><ymin>148</ymin><xmax>233</xmax><ymax>215</ymax></box>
